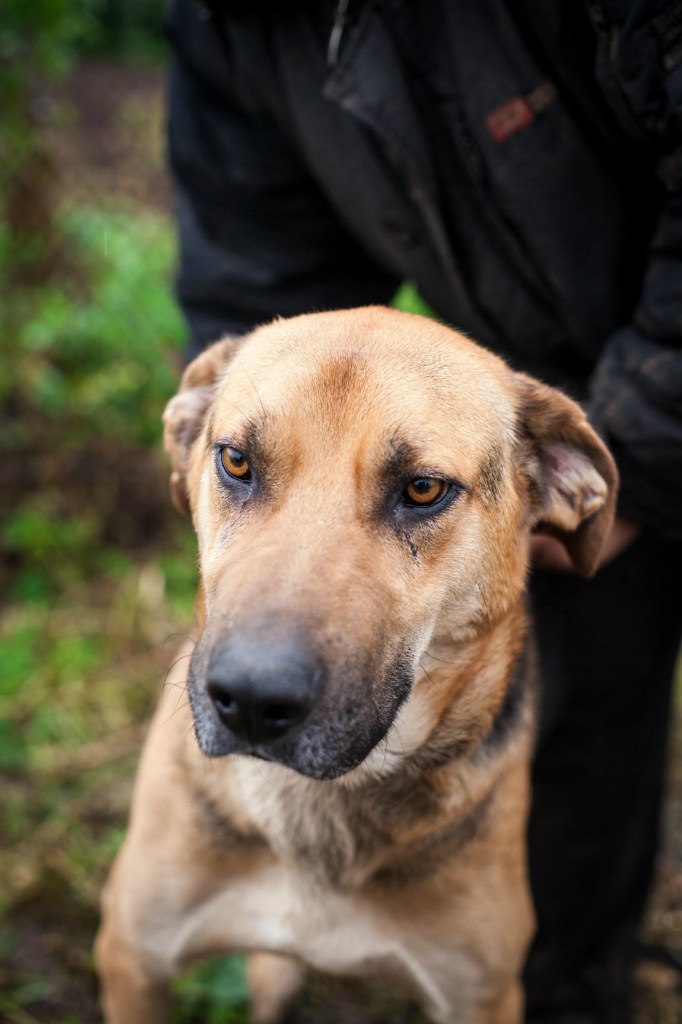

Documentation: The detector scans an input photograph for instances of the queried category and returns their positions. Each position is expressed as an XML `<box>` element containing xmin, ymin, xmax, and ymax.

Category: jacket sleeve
<box><xmin>165</xmin><ymin>0</ymin><xmax>399</xmax><ymax>358</ymax></box>
<box><xmin>587</xmin><ymin>0</ymin><xmax>682</xmax><ymax>538</ymax></box>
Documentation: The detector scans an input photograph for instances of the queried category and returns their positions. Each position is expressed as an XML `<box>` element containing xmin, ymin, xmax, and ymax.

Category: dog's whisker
<box><xmin>163</xmin><ymin>679</ymin><xmax>188</xmax><ymax>693</ymax></box>
<box><xmin>421</xmin><ymin>652</ymin><xmax>458</xmax><ymax>668</ymax></box>
<box><xmin>418</xmin><ymin>659</ymin><xmax>438</xmax><ymax>689</ymax></box>
<box><xmin>163</xmin><ymin>631</ymin><xmax>197</xmax><ymax>647</ymax></box>
<box><xmin>160</xmin><ymin>685</ymin><xmax>191</xmax><ymax>724</ymax></box>
<box><xmin>163</xmin><ymin>651</ymin><xmax>194</xmax><ymax>678</ymax></box>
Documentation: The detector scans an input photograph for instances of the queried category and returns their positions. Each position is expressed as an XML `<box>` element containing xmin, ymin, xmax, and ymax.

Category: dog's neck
<box><xmin>417</xmin><ymin>597</ymin><xmax>533</xmax><ymax>766</ymax></box>
<box><xmin>341</xmin><ymin>596</ymin><xmax>532</xmax><ymax>785</ymax></box>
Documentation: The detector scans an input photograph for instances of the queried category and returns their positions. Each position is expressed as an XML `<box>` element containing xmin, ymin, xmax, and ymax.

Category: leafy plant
<box><xmin>1</xmin><ymin>206</ymin><xmax>185</xmax><ymax>600</ymax></box>
<box><xmin>173</xmin><ymin>957</ymin><xmax>250</xmax><ymax>1024</ymax></box>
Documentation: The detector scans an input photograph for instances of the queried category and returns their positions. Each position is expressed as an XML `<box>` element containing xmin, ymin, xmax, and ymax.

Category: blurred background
<box><xmin>0</xmin><ymin>2</ymin><xmax>680</xmax><ymax>1021</ymax></box>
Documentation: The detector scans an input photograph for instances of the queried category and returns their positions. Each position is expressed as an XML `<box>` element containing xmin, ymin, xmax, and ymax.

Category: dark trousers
<box><xmin>524</xmin><ymin>533</ymin><xmax>682</xmax><ymax>1023</ymax></box>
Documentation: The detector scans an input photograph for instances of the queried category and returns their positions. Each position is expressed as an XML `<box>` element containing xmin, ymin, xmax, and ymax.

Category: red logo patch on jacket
<box><xmin>485</xmin><ymin>82</ymin><xmax>557</xmax><ymax>143</ymax></box>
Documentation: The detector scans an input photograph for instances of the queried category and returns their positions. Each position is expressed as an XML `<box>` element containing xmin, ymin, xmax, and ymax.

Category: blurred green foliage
<box><xmin>0</xmin><ymin>0</ymin><xmax>167</xmax><ymax>293</ymax></box>
<box><xmin>392</xmin><ymin>280</ymin><xmax>438</xmax><ymax>320</ymax></box>
<box><xmin>0</xmin><ymin>192</ymin><xmax>195</xmax><ymax>887</ymax></box>
<box><xmin>172</xmin><ymin>957</ymin><xmax>250</xmax><ymax>1024</ymax></box>
<box><xmin>1</xmin><ymin>207</ymin><xmax>186</xmax><ymax>597</ymax></box>
<box><xmin>2</xmin><ymin>207</ymin><xmax>184</xmax><ymax>446</ymax></box>
<box><xmin>0</xmin><ymin>0</ymin><xmax>98</xmax><ymax>115</ymax></box>
<box><xmin>0</xmin><ymin>0</ymin><xmax>165</xmax><ymax>80</ymax></box>
<box><xmin>82</xmin><ymin>0</ymin><xmax>169</xmax><ymax>59</ymax></box>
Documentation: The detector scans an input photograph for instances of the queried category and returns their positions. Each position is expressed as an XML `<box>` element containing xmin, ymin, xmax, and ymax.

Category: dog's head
<box><xmin>164</xmin><ymin>308</ymin><xmax>617</xmax><ymax>779</ymax></box>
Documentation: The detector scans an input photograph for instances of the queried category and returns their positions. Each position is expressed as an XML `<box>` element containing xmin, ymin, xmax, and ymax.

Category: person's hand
<box><xmin>531</xmin><ymin>516</ymin><xmax>640</xmax><ymax>573</ymax></box>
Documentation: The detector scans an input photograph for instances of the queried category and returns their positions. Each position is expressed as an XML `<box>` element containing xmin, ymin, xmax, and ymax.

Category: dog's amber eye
<box><xmin>220</xmin><ymin>447</ymin><xmax>251</xmax><ymax>480</ymax></box>
<box><xmin>403</xmin><ymin>478</ymin><xmax>448</xmax><ymax>507</ymax></box>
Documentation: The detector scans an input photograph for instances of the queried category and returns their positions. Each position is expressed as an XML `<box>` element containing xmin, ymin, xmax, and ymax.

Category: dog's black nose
<box><xmin>206</xmin><ymin>638</ymin><xmax>322</xmax><ymax>744</ymax></box>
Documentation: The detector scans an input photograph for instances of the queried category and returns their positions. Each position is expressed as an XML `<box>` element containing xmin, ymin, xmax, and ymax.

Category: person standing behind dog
<box><xmin>163</xmin><ymin>2</ymin><xmax>682</xmax><ymax>1021</ymax></box>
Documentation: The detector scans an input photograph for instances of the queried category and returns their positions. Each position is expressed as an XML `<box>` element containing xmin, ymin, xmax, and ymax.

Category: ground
<box><xmin>0</xmin><ymin>60</ymin><xmax>680</xmax><ymax>1024</ymax></box>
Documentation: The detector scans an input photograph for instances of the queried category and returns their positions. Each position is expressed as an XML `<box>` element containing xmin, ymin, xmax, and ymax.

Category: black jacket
<box><xmin>166</xmin><ymin>0</ymin><xmax>682</xmax><ymax>537</ymax></box>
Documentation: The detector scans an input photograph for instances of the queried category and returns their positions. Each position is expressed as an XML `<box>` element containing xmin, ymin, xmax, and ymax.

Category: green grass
<box><xmin>2</xmin><ymin>205</ymin><xmax>185</xmax><ymax>445</ymax></box>
<box><xmin>172</xmin><ymin>957</ymin><xmax>250</xmax><ymax>1024</ymax></box>
<box><xmin>391</xmin><ymin>280</ymin><xmax>437</xmax><ymax>319</ymax></box>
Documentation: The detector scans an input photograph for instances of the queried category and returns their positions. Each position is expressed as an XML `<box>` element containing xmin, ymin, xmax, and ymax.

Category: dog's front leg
<box><xmin>484</xmin><ymin>980</ymin><xmax>523</xmax><ymax>1024</ymax></box>
<box><xmin>95</xmin><ymin>839</ymin><xmax>184</xmax><ymax>1024</ymax></box>
<box><xmin>247</xmin><ymin>951</ymin><xmax>305</xmax><ymax>1024</ymax></box>
<box><xmin>94</xmin><ymin>695</ymin><xmax>211</xmax><ymax>1024</ymax></box>
<box><xmin>95</xmin><ymin>913</ymin><xmax>171</xmax><ymax>1024</ymax></box>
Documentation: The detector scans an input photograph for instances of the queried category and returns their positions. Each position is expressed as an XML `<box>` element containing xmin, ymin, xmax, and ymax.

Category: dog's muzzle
<box><xmin>206</xmin><ymin>635</ymin><xmax>324</xmax><ymax>744</ymax></box>
<box><xmin>187</xmin><ymin>617</ymin><xmax>414</xmax><ymax>779</ymax></box>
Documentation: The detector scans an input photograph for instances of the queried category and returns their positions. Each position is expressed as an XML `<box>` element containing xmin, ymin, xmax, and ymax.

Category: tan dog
<box><xmin>96</xmin><ymin>307</ymin><xmax>617</xmax><ymax>1024</ymax></box>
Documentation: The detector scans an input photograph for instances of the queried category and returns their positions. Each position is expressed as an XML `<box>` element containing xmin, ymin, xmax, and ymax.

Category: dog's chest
<box><xmin>185</xmin><ymin>857</ymin><xmax>472</xmax><ymax>1022</ymax></box>
<box><xmin>213</xmin><ymin>860</ymin><xmax>398</xmax><ymax>967</ymax></box>
<box><xmin>181</xmin><ymin>757</ymin><xmax>502</xmax><ymax>1018</ymax></box>
<box><xmin>228</xmin><ymin>758</ymin><xmax>472</xmax><ymax>891</ymax></box>
<box><xmin>186</xmin><ymin>761</ymin><xmax>489</xmax><ymax>967</ymax></box>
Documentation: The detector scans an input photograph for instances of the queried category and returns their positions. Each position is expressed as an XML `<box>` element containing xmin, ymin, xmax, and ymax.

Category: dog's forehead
<box><xmin>212</xmin><ymin>310</ymin><xmax>515</xmax><ymax>456</ymax></box>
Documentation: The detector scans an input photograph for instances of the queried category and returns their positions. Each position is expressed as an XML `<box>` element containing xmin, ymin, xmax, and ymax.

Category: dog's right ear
<box><xmin>163</xmin><ymin>336</ymin><xmax>241</xmax><ymax>516</ymax></box>
<box><xmin>514</xmin><ymin>373</ymin><xmax>618</xmax><ymax>577</ymax></box>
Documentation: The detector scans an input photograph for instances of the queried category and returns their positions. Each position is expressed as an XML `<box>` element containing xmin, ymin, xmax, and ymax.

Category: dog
<box><xmin>96</xmin><ymin>307</ymin><xmax>617</xmax><ymax>1024</ymax></box>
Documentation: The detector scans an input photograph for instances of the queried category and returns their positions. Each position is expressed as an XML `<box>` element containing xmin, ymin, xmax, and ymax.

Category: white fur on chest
<box><xmin>167</xmin><ymin>858</ymin><xmax>471</xmax><ymax>1023</ymax></box>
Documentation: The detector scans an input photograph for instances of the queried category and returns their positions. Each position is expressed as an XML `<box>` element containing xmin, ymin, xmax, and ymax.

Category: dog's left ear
<box><xmin>514</xmin><ymin>373</ymin><xmax>618</xmax><ymax>577</ymax></box>
<box><xmin>163</xmin><ymin>336</ymin><xmax>242</xmax><ymax>516</ymax></box>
